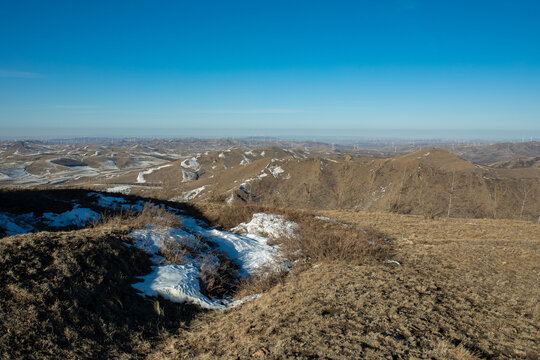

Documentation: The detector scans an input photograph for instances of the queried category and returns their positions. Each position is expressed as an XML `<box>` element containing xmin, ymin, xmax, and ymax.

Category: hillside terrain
<box><xmin>1</xmin><ymin>140</ymin><xmax>539</xmax><ymax>221</ymax></box>
<box><xmin>1</xmin><ymin>140</ymin><xmax>539</xmax><ymax>359</ymax></box>
<box><xmin>0</xmin><ymin>189</ymin><xmax>537</xmax><ymax>359</ymax></box>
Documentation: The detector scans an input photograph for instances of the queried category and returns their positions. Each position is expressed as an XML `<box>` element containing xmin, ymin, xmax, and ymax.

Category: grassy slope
<box><xmin>151</xmin><ymin>211</ymin><xmax>539</xmax><ymax>359</ymax></box>
<box><xmin>0</xmin><ymin>227</ymin><xmax>200</xmax><ymax>360</ymax></box>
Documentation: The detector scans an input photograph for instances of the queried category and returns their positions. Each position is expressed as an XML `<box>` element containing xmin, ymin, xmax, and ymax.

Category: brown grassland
<box><xmin>0</xmin><ymin>197</ymin><xmax>538</xmax><ymax>359</ymax></box>
<box><xmin>150</xmin><ymin>206</ymin><xmax>539</xmax><ymax>359</ymax></box>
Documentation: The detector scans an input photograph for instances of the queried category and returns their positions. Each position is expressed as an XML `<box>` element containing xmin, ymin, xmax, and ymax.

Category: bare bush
<box><xmin>198</xmin><ymin>251</ymin><xmax>240</xmax><ymax>300</ymax></box>
<box><xmin>94</xmin><ymin>202</ymin><xmax>182</xmax><ymax>232</ymax></box>
<box><xmin>235</xmin><ymin>263</ymin><xmax>288</xmax><ymax>298</ymax></box>
<box><xmin>279</xmin><ymin>211</ymin><xmax>392</xmax><ymax>264</ymax></box>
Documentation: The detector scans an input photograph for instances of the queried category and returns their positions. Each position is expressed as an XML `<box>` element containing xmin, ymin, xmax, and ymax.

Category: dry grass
<box><xmin>198</xmin><ymin>251</ymin><xmax>240</xmax><ymax>300</ymax></box>
<box><xmin>0</xmin><ymin>228</ymin><xmax>200</xmax><ymax>359</ymax></box>
<box><xmin>3</xmin><ymin>189</ymin><xmax>538</xmax><ymax>359</ymax></box>
<box><xmin>96</xmin><ymin>203</ymin><xmax>182</xmax><ymax>232</ymax></box>
<box><xmin>235</xmin><ymin>264</ymin><xmax>289</xmax><ymax>299</ymax></box>
<box><xmin>149</xmin><ymin>210</ymin><xmax>539</xmax><ymax>359</ymax></box>
<box><xmin>280</xmin><ymin>214</ymin><xmax>392</xmax><ymax>264</ymax></box>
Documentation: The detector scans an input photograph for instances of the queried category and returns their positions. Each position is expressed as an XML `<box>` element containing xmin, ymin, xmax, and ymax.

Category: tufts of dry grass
<box><xmin>198</xmin><ymin>251</ymin><xmax>240</xmax><ymax>300</ymax></box>
<box><xmin>280</xmin><ymin>214</ymin><xmax>392</xmax><ymax>264</ymax></box>
<box><xmin>235</xmin><ymin>263</ymin><xmax>289</xmax><ymax>299</ymax></box>
<box><xmin>96</xmin><ymin>203</ymin><xmax>182</xmax><ymax>233</ymax></box>
<box><xmin>0</xmin><ymin>228</ymin><xmax>200</xmax><ymax>359</ymax></box>
<box><xmin>197</xmin><ymin>202</ymin><xmax>393</xmax><ymax>265</ymax></box>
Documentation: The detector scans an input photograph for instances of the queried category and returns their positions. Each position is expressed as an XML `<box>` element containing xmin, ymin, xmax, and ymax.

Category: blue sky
<box><xmin>1</xmin><ymin>0</ymin><xmax>539</xmax><ymax>139</ymax></box>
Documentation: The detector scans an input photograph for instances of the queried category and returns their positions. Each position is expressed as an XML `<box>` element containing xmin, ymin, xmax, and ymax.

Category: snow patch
<box><xmin>232</xmin><ymin>213</ymin><xmax>297</xmax><ymax>241</ymax></box>
<box><xmin>106</xmin><ymin>185</ymin><xmax>132</xmax><ymax>195</ymax></box>
<box><xmin>268</xmin><ymin>165</ymin><xmax>285</xmax><ymax>178</ymax></box>
<box><xmin>170</xmin><ymin>186</ymin><xmax>207</xmax><ymax>202</ymax></box>
<box><xmin>137</xmin><ymin>164</ymin><xmax>172</xmax><ymax>183</ymax></box>
<box><xmin>181</xmin><ymin>167</ymin><xmax>198</xmax><ymax>182</ymax></box>
<box><xmin>130</xmin><ymin>213</ymin><xmax>296</xmax><ymax>309</ymax></box>
<box><xmin>181</xmin><ymin>158</ymin><xmax>200</xmax><ymax>171</ymax></box>
<box><xmin>133</xmin><ymin>264</ymin><xmax>226</xmax><ymax>309</ymax></box>
<box><xmin>0</xmin><ymin>212</ymin><xmax>36</xmax><ymax>235</ymax></box>
<box><xmin>91</xmin><ymin>193</ymin><xmax>144</xmax><ymax>211</ymax></box>
<box><xmin>42</xmin><ymin>207</ymin><xmax>101</xmax><ymax>228</ymax></box>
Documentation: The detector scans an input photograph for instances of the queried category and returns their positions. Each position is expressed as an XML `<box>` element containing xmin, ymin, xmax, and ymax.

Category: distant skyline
<box><xmin>1</xmin><ymin>0</ymin><xmax>539</xmax><ymax>139</ymax></box>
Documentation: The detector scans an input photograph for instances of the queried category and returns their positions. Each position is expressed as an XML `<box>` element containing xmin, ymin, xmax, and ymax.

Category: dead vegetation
<box><xmin>150</xmin><ymin>210</ymin><xmax>540</xmax><ymax>360</ymax></box>
<box><xmin>1</xmin><ymin>188</ymin><xmax>538</xmax><ymax>359</ymax></box>
<box><xmin>96</xmin><ymin>202</ymin><xmax>182</xmax><ymax>233</ymax></box>
<box><xmin>0</xmin><ymin>228</ymin><xmax>201</xmax><ymax>359</ymax></box>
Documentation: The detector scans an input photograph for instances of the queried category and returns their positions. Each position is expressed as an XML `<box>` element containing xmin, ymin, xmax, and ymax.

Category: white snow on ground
<box><xmin>260</xmin><ymin>151</ymin><xmax>266</xmax><ymax>157</ymax></box>
<box><xmin>268</xmin><ymin>165</ymin><xmax>285</xmax><ymax>178</ymax></box>
<box><xmin>137</xmin><ymin>164</ymin><xmax>172</xmax><ymax>183</ymax></box>
<box><xmin>133</xmin><ymin>265</ymin><xmax>226</xmax><ymax>309</ymax></box>
<box><xmin>218</xmin><ymin>152</ymin><xmax>225</xmax><ymax>159</ymax></box>
<box><xmin>91</xmin><ymin>193</ymin><xmax>145</xmax><ymax>211</ymax></box>
<box><xmin>314</xmin><ymin>215</ymin><xmax>332</xmax><ymax>221</ymax></box>
<box><xmin>130</xmin><ymin>226</ymin><xmax>198</xmax><ymax>260</ymax></box>
<box><xmin>0</xmin><ymin>212</ymin><xmax>36</xmax><ymax>235</ymax></box>
<box><xmin>42</xmin><ymin>207</ymin><xmax>101</xmax><ymax>228</ymax></box>
<box><xmin>129</xmin><ymin>212</ymin><xmax>297</xmax><ymax>309</ymax></box>
<box><xmin>170</xmin><ymin>186</ymin><xmax>207</xmax><ymax>202</ymax></box>
<box><xmin>181</xmin><ymin>158</ymin><xmax>200</xmax><ymax>171</ymax></box>
<box><xmin>106</xmin><ymin>185</ymin><xmax>132</xmax><ymax>195</ymax></box>
<box><xmin>181</xmin><ymin>215</ymin><xmax>286</xmax><ymax>276</ymax></box>
<box><xmin>181</xmin><ymin>168</ymin><xmax>198</xmax><ymax>182</ymax></box>
<box><xmin>231</xmin><ymin>213</ymin><xmax>297</xmax><ymax>240</ymax></box>
<box><xmin>240</xmin><ymin>154</ymin><xmax>251</xmax><ymax>165</ymax></box>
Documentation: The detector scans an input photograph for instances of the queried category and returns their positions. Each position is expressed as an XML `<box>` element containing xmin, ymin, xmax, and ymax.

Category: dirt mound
<box><xmin>0</xmin><ymin>228</ymin><xmax>199</xmax><ymax>359</ymax></box>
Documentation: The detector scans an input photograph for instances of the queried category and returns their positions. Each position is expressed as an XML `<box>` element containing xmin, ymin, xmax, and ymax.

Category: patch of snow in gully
<box><xmin>129</xmin><ymin>213</ymin><xmax>297</xmax><ymax>309</ymax></box>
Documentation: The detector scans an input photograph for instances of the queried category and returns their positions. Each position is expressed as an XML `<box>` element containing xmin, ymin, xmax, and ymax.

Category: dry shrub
<box><xmin>159</xmin><ymin>238</ymin><xmax>192</xmax><ymax>264</ymax></box>
<box><xmin>94</xmin><ymin>203</ymin><xmax>182</xmax><ymax>232</ymax></box>
<box><xmin>131</xmin><ymin>203</ymin><xmax>182</xmax><ymax>229</ymax></box>
<box><xmin>208</xmin><ymin>203</ymin><xmax>265</xmax><ymax>229</ymax></box>
<box><xmin>429</xmin><ymin>340</ymin><xmax>479</xmax><ymax>360</ymax></box>
<box><xmin>279</xmin><ymin>213</ymin><xmax>392</xmax><ymax>264</ymax></box>
<box><xmin>198</xmin><ymin>251</ymin><xmax>240</xmax><ymax>300</ymax></box>
<box><xmin>235</xmin><ymin>264</ymin><xmax>288</xmax><ymax>298</ymax></box>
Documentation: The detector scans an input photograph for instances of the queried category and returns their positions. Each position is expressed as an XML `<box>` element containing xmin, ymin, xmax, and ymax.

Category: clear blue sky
<box><xmin>1</xmin><ymin>0</ymin><xmax>539</xmax><ymax>139</ymax></box>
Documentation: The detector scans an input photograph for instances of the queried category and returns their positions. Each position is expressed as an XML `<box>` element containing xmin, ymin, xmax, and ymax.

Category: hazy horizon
<box><xmin>0</xmin><ymin>127</ymin><xmax>538</xmax><ymax>143</ymax></box>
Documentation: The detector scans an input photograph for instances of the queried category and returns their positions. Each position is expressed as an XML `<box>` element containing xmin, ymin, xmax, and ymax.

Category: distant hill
<box><xmin>1</xmin><ymin>140</ymin><xmax>539</xmax><ymax>221</ymax></box>
<box><xmin>444</xmin><ymin>141</ymin><xmax>540</xmax><ymax>164</ymax></box>
<box><xmin>115</xmin><ymin>147</ymin><xmax>539</xmax><ymax>221</ymax></box>
<box><xmin>491</xmin><ymin>156</ymin><xmax>540</xmax><ymax>169</ymax></box>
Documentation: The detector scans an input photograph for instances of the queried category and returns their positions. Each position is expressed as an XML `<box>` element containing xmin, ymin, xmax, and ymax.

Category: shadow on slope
<box><xmin>0</xmin><ymin>228</ymin><xmax>203</xmax><ymax>359</ymax></box>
